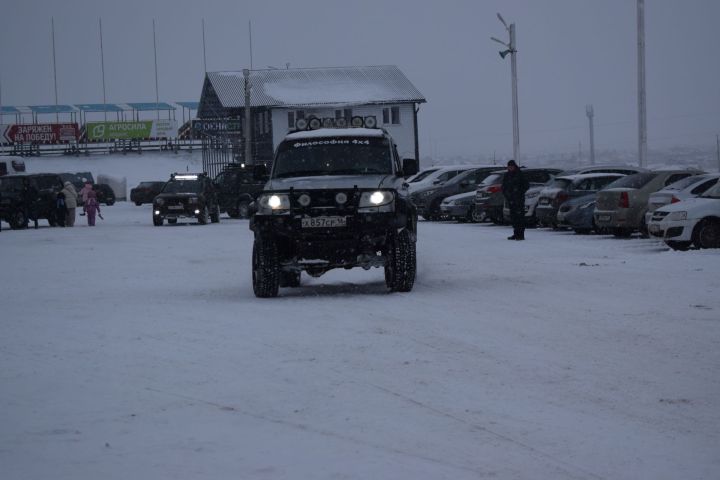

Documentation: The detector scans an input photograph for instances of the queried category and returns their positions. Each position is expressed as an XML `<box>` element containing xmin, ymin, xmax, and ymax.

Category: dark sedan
<box><xmin>411</xmin><ymin>166</ymin><xmax>498</xmax><ymax>220</ymax></box>
<box><xmin>131</xmin><ymin>181</ymin><xmax>166</xmax><ymax>206</ymax></box>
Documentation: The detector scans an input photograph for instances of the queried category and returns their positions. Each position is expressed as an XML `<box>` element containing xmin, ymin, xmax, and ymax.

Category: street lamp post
<box><xmin>586</xmin><ymin>105</ymin><xmax>595</xmax><ymax>165</ymax></box>
<box><xmin>491</xmin><ymin>13</ymin><xmax>520</xmax><ymax>163</ymax></box>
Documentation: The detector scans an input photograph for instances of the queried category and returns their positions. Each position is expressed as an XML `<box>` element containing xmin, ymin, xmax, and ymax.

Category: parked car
<box><xmin>152</xmin><ymin>173</ymin><xmax>220</xmax><ymax>226</ymax></box>
<box><xmin>477</xmin><ymin>168</ymin><xmax>561</xmax><ymax>224</ymax></box>
<box><xmin>130</xmin><ymin>181</ymin><xmax>166</xmax><ymax>205</ymax></box>
<box><xmin>439</xmin><ymin>191</ymin><xmax>477</xmax><ymax>222</ymax></box>
<box><xmin>648</xmin><ymin>180</ymin><xmax>720</xmax><ymax>250</ymax></box>
<box><xmin>407</xmin><ymin>165</ymin><xmax>475</xmax><ymax>193</ymax></box>
<box><xmin>59</xmin><ymin>172</ymin><xmax>116</xmax><ymax>206</ymax></box>
<box><xmin>556</xmin><ymin>193</ymin><xmax>601</xmax><ymax>234</ymax></box>
<box><xmin>412</xmin><ymin>166</ymin><xmax>498</xmax><ymax>220</ymax></box>
<box><xmin>213</xmin><ymin>164</ymin><xmax>267</xmax><ymax>218</ymax></box>
<box><xmin>535</xmin><ymin>173</ymin><xmax>625</xmax><ymax>227</ymax></box>
<box><xmin>0</xmin><ymin>175</ymin><xmax>33</xmax><ymax>229</ymax></box>
<box><xmin>511</xmin><ymin>165</ymin><xmax>647</xmax><ymax>226</ymax></box>
<box><xmin>0</xmin><ymin>173</ymin><xmax>65</xmax><ymax>227</ymax></box>
<box><xmin>644</xmin><ymin>173</ymin><xmax>720</xmax><ymax>226</ymax></box>
<box><xmin>594</xmin><ymin>169</ymin><xmax>702</xmax><ymax>237</ymax></box>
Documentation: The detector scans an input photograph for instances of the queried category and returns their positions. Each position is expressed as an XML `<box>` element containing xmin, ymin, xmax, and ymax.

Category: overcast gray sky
<box><xmin>1</xmin><ymin>0</ymin><xmax>719</xmax><ymax>158</ymax></box>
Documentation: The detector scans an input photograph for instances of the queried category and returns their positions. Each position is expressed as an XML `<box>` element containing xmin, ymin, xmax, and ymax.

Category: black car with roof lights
<box><xmin>152</xmin><ymin>173</ymin><xmax>220</xmax><ymax>226</ymax></box>
<box><xmin>249</xmin><ymin>118</ymin><xmax>419</xmax><ymax>297</ymax></box>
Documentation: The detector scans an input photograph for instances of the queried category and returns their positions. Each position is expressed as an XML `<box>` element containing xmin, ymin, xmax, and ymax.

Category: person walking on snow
<box><xmin>502</xmin><ymin>159</ymin><xmax>529</xmax><ymax>240</ymax></box>
<box><xmin>79</xmin><ymin>180</ymin><xmax>93</xmax><ymax>215</ymax></box>
<box><xmin>84</xmin><ymin>190</ymin><xmax>102</xmax><ymax>226</ymax></box>
<box><xmin>62</xmin><ymin>181</ymin><xmax>78</xmax><ymax>227</ymax></box>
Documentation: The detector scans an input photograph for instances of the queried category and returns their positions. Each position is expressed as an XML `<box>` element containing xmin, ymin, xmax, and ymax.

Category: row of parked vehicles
<box><xmin>0</xmin><ymin>171</ymin><xmax>116</xmax><ymax>229</ymax></box>
<box><xmin>407</xmin><ymin>163</ymin><xmax>720</xmax><ymax>250</ymax></box>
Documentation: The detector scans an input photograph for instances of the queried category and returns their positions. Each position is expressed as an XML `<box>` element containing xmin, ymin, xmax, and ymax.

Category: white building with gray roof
<box><xmin>197</xmin><ymin>65</ymin><xmax>426</xmax><ymax>165</ymax></box>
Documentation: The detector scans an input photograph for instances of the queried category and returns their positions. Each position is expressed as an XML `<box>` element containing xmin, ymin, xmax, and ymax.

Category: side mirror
<box><xmin>253</xmin><ymin>164</ymin><xmax>268</xmax><ymax>181</ymax></box>
<box><xmin>402</xmin><ymin>158</ymin><xmax>418</xmax><ymax>178</ymax></box>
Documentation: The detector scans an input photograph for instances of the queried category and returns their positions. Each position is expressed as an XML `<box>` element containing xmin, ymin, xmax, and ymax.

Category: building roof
<box><xmin>75</xmin><ymin>103</ymin><xmax>127</xmax><ymax>112</ymax></box>
<box><xmin>126</xmin><ymin>102</ymin><xmax>176</xmax><ymax>111</ymax></box>
<box><xmin>176</xmin><ymin>101</ymin><xmax>199</xmax><ymax>110</ymax></box>
<box><xmin>28</xmin><ymin>104</ymin><xmax>78</xmax><ymax>114</ymax></box>
<box><xmin>205</xmin><ymin>65</ymin><xmax>426</xmax><ymax>108</ymax></box>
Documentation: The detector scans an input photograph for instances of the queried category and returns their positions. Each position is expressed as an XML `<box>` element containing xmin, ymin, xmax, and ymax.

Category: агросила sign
<box><xmin>86</xmin><ymin>120</ymin><xmax>178</xmax><ymax>140</ymax></box>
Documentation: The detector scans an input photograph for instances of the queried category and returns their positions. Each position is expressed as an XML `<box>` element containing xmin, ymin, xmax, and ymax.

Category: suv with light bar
<box><xmin>152</xmin><ymin>173</ymin><xmax>220</xmax><ymax>226</ymax></box>
<box><xmin>249</xmin><ymin>124</ymin><xmax>419</xmax><ymax>297</ymax></box>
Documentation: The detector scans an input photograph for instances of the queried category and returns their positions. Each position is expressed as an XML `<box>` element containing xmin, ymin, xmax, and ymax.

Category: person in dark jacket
<box><xmin>502</xmin><ymin>160</ymin><xmax>530</xmax><ymax>240</ymax></box>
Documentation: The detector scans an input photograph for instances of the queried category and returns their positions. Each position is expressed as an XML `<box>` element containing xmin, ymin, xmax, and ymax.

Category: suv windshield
<box><xmin>274</xmin><ymin>137</ymin><xmax>392</xmax><ymax>178</ymax></box>
<box><xmin>605</xmin><ymin>172</ymin><xmax>657</xmax><ymax>189</ymax></box>
<box><xmin>161</xmin><ymin>180</ymin><xmax>202</xmax><ymax>194</ymax></box>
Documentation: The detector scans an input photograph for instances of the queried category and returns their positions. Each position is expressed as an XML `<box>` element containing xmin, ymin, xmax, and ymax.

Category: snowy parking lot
<box><xmin>1</xmin><ymin>203</ymin><xmax>719</xmax><ymax>479</ymax></box>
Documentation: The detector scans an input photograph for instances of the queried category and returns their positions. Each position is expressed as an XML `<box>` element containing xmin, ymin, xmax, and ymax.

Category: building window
<box><xmin>383</xmin><ymin>106</ymin><xmax>400</xmax><ymax>125</ymax></box>
<box><xmin>344</xmin><ymin>108</ymin><xmax>352</xmax><ymax>120</ymax></box>
<box><xmin>335</xmin><ymin>110</ymin><xmax>342</xmax><ymax>119</ymax></box>
<box><xmin>288</xmin><ymin>111</ymin><xmax>295</xmax><ymax>129</ymax></box>
<box><xmin>391</xmin><ymin>106</ymin><xmax>400</xmax><ymax>124</ymax></box>
<box><xmin>296</xmin><ymin>110</ymin><xmax>305</xmax><ymax>120</ymax></box>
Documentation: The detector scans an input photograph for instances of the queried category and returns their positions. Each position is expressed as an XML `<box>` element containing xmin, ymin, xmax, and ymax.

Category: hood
<box><xmin>155</xmin><ymin>192</ymin><xmax>202</xmax><ymax>199</ymax></box>
<box><xmin>442</xmin><ymin>191</ymin><xmax>475</xmax><ymax>203</ymax></box>
<box><xmin>266</xmin><ymin>174</ymin><xmax>393</xmax><ymax>191</ymax></box>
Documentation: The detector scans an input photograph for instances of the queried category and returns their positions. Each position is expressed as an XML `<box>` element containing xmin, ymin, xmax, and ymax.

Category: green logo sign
<box><xmin>87</xmin><ymin>121</ymin><xmax>154</xmax><ymax>140</ymax></box>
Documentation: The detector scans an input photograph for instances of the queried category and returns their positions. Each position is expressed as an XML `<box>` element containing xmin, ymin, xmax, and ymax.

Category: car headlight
<box><xmin>154</xmin><ymin>198</ymin><xmax>165</xmax><ymax>206</ymax></box>
<box><xmin>257</xmin><ymin>193</ymin><xmax>291</xmax><ymax>215</ymax></box>
<box><xmin>667</xmin><ymin>211</ymin><xmax>687</xmax><ymax>221</ymax></box>
<box><xmin>359</xmin><ymin>190</ymin><xmax>394</xmax><ymax>212</ymax></box>
<box><xmin>419</xmin><ymin>189</ymin><xmax>436</xmax><ymax>197</ymax></box>
<box><xmin>188</xmin><ymin>197</ymin><xmax>199</xmax><ymax>204</ymax></box>
<box><xmin>526</xmin><ymin>190</ymin><xmax>540</xmax><ymax>199</ymax></box>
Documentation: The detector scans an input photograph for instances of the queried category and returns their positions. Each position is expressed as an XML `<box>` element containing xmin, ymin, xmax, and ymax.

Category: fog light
<box><xmin>298</xmin><ymin>194</ymin><xmax>311</xmax><ymax>207</ymax></box>
<box><xmin>335</xmin><ymin>192</ymin><xmax>348</xmax><ymax>204</ymax></box>
<box><xmin>154</xmin><ymin>210</ymin><xmax>160</xmax><ymax>215</ymax></box>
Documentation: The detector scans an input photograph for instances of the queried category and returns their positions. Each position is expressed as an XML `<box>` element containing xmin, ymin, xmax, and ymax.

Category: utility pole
<box><xmin>243</xmin><ymin>68</ymin><xmax>252</xmax><ymax>165</ymax></box>
<box><xmin>716</xmin><ymin>134</ymin><xmax>719</xmax><ymax>173</ymax></box>
<box><xmin>637</xmin><ymin>0</ymin><xmax>647</xmax><ymax>167</ymax></box>
<box><xmin>586</xmin><ymin>105</ymin><xmax>595</xmax><ymax>165</ymax></box>
<box><xmin>99</xmin><ymin>18</ymin><xmax>107</xmax><ymax>123</ymax></box>
<box><xmin>51</xmin><ymin>17</ymin><xmax>59</xmax><ymax>123</ymax></box>
<box><xmin>492</xmin><ymin>14</ymin><xmax>520</xmax><ymax>163</ymax></box>
<box><xmin>202</xmin><ymin>18</ymin><xmax>207</xmax><ymax>73</ymax></box>
<box><xmin>152</xmin><ymin>19</ymin><xmax>160</xmax><ymax>122</ymax></box>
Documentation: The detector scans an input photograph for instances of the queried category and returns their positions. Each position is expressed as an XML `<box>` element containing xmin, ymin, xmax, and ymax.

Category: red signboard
<box><xmin>1</xmin><ymin>123</ymin><xmax>79</xmax><ymax>144</ymax></box>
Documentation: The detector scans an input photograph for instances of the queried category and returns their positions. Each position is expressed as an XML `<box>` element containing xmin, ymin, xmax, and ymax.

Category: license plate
<box><xmin>301</xmin><ymin>216</ymin><xmax>346</xmax><ymax>228</ymax></box>
<box><xmin>598</xmin><ymin>214</ymin><xmax>611</xmax><ymax>222</ymax></box>
<box><xmin>168</xmin><ymin>205</ymin><xmax>184</xmax><ymax>210</ymax></box>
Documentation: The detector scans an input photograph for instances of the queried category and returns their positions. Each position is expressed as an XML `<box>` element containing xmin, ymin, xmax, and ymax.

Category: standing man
<box><xmin>62</xmin><ymin>181</ymin><xmax>78</xmax><ymax>227</ymax></box>
<box><xmin>502</xmin><ymin>160</ymin><xmax>529</xmax><ymax>240</ymax></box>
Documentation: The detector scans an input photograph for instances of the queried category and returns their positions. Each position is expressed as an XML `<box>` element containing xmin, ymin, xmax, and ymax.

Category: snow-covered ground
<box><xmin>1</xmin><ymin>154</ymin><xmax>719</xmax><ymax>479</ymax></box>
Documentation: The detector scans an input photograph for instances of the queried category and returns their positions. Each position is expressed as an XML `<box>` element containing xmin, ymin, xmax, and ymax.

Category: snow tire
<box><xmin>252</xmin><ymin>237</ymin><xmax>280</xmax><ymax>298</ymax></box>
<box><xmin>385</xmin><ymin>229</ymin><xmax>416</xmax><ymax>293</ymax></box>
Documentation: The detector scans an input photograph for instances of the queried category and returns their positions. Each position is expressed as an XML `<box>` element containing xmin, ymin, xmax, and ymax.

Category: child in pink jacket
<box><xmin>85</xmin><ymin>190</ymin><xmax>102</xmax><ymax>226</ymax></box>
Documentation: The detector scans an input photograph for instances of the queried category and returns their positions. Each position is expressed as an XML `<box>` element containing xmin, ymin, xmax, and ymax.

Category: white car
<box><xmin>644</xmin><ymin>173</ymin><xmax>720</xmax><ymax>225</ymax></box>
<box><xmin>648</xmin><ymin>181</ymin><xmax>720</xmax><ymax>250</ymax></box>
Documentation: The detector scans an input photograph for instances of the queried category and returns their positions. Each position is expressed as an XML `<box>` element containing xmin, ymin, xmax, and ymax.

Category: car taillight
<box><xmin>487</xmin><ymin>184</ymin><xmax>502</xmax><ymax>194</ymax></box>
<box><xmin>619</xmin><ymin>191</ymin><xmax>629</xmax><ymax>208</ymax></box>
<box><xmin>553</xmin><ymin>192</ymin><xmax>569</xmax><ymax>207</ymax></box>
<box><xmin>670</xmin><ymin>195</ymin><xmax>681</xmax><ymax>203</ymax></box>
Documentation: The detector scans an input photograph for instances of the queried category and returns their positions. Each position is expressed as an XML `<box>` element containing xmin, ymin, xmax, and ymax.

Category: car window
<box><xmin>700</xmin><ymin>182</ymin><xmax>720</xmax><ymax>198</ymax></box>
<box><xmin>410</xmin><ymin>169</ymin><xmax>439</xmax><ymax>183</ymax></box>
<box><xmin>548</xmin><ymin>178</ymin><xmax>572</xmax><ymax>189</ymax></box>
<box><xmin>526</xmin><ymin>171</ymin><xmax>552</xmax><ymax>183</ymax></box>
<box><xmin>481</xmin><ymin>173</ymin><xmax>504</xmax><ymax>185</ymax></box>
<box><xmin>574</xmin><ymin>179</ymin><xmax>593</xmax><ymax>191</ymax></box>
<box><xmin>690</xmin><ymin>178</ymin><xmax>719</xmax><ymax>195</ymax></box>
<box><xmin>664</xmin><ymin>173</ymin><xmax>691</xmax><ymax>186</ymax></box>
<box><xmin>593</xmin><ymin>176</ymin><xmax>623</xmax><ymax>190</ymax></box>
<box><xmin>0</xmin><ymin>177</ymin><xmax>25</xmax><ymax>192</ymax></box>
<box><xmin>664</xmin><ymin>175</ymin><xmax>705</xmax><ymax>191</ymax></box>
<box><xmin>436</xmin><ymin>171</ymin><xmax>455</xmax><ymax>182</ymax></box>
<box><xmin>605</xmin><ymin>172</ymin><xmax>657</xmax><ymax>189</ymax></box>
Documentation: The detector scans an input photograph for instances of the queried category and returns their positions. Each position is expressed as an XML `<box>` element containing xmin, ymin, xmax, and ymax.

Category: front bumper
<box><xmin>648</xmin><ymin>219</ymin><xmax>692</xmax><ymax>241</ymax></box>
<box><xmin>154</xmin><ymin>205</ymin><xmax>203</xmax><ymax>219</ymax></box>
<box><xmin>535</xmin><ymin>205</ymin><xmax>559</xmax><ymax>225</ymax></box>
<box><xmin>252</xmin><ymin>212</ymin><xmax>409</xmax><ymax>269</ymax></box>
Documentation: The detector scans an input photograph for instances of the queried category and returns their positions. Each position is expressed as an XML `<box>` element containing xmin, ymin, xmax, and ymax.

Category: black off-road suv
<box><xmin>214</xmin><ymin>164</ymin><xmax>267</xmax><ymax>218</ymax></box>
<box><xmin>152</xmin><ymin>173</ymin><xmax>220</xmax><ymax>226</ymax></box>
<box><xmin>0</xmin><ymin>173</ymin><xmax>64</xmax><ymax>228</ymax></box>
<box><xmin>249</xmin><ymin>126</ymin><xmax>419</xmax><ymax>297</ymax></box>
